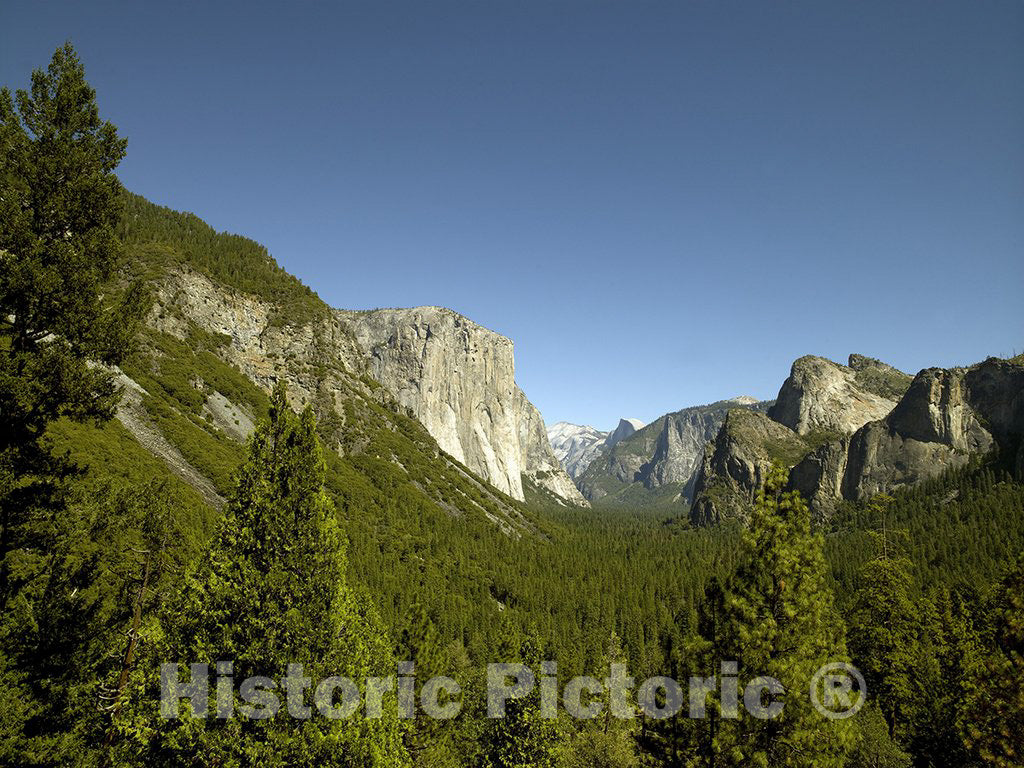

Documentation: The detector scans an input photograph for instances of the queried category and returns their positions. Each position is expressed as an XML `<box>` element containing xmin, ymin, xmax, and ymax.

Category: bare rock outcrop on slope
<box><xmin>768</xmin><ymin>354</ymin><xmax>911</xmax><ymax>435</ymax></box>
<box><xmin>689</xmin><ymin>408</ymin><xmax>814</xmax><ymax>525</ymax></box>
<box><xmin>691</xmin><ymin>354</ymin><xmax>913</xmax><ymax>523</ymax></box>
<box><xmin>790</xmin><ymin>357</ymin><xmax>1024</xmax><ymax>514</ymax></box>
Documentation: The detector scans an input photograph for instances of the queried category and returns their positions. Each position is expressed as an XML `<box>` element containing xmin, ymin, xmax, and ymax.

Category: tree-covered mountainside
<box><xmin>2</xmin><ymin>45</ymin><xmax>1022</xmax><ymax>768</ymax></box>
<box><xmin>53</xmin><ymin>192</ymin><xmax>1024</xmax><ymax>765</ymax></box>
<box><xmin>118</xmin><ymin>191</ymin><xmax>327</xmax><ymax>327</ymax></box>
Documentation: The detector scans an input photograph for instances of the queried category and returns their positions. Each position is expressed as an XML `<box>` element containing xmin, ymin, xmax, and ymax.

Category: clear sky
<box><xmin>3</xmin><ymin>1</ymin><xmax>1022</xmax><ymax>429</ymax></box>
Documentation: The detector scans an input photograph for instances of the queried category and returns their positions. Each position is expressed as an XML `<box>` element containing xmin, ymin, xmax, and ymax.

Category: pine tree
<box><xmin>117</xmin><ymin>386</ymin><xmax>408</xmax><ymax>766</ymax></box>
<box><xmin>561</xmin><ymin>630</ymin><xmax>640</xmax><ymax>768</ymax></box>
<box><xmin>0</xmin><ymin>42</ymin><xmax>141</xmax><ymax>499</ymax></box>
<box><xmin>964</xmin><ymin>552</ymin><xmax>1024</xmax><ymax>767</ymax></box>
<box><xmin>905</xmin><ymin>587</ymin><xmax>980</xmax><ymax>767</ymax></box>
<box><xmin>848</xmin><ymin>704</ymin><xmax>911</xmax><ymax>768</ymax></box>
<box><xmin>846</xmin><ymin>500</ymin><xmax>918</xmax><ymax>741</ymax></box>
<box><xmin>478</xmin><ymin>629</ymin><xmax>562</xmax><ymax>768</ymax></box>
<box><xmin>398</xmin><ymin>602</ymin><xmax>466</xmax><ymax>766</ymax></box>
<box><xmin>0</xmin><ymin>43</ymin><xmax>144</xmax><ymax>760</ymax></box>
<box><xmin>714</xmin><ymin>465</ymin><xmax>854</xmax><ymax>767</ymax></box>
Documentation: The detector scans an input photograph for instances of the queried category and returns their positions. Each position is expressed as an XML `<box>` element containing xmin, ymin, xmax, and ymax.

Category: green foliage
<box><xmin>0</xmin><ymin>44</ymin><xmax>156</xmax><ymax>765</ymax></box>
<box><xmin>119</xmin><ymin>192</ymin><xmax>326</xmax><ymax>326</ymax></box>
<box><xmin>849</xmin><ymin>705</ymin><xmax>911</xmax><ymax>768</ymax></box>
<box><xmin>116</xmin><ymin>386</ymin><xmax>408</xmax><ymax>766</ymax></box>
<box><xmin>846</xmin><ymin>497</ymin><xmax>918</xmax><ymax>740</ymax></box>
<box><xmin>0</xmin><ymin>40</ymin><xmax>140</xmax><ymax>524</ymax></box>
<box><xmin>0</xmin><ymin>475</ymin><xmax>196</xmax><ymax>766</ymax></box>
<box><xmin>906</xmin><ymin>587</ymin><xmax>981</xmax><ymax>767</ymax></box>
<box><xmin>0</xmin><ymin>42</ymin><xmax>142</xmax><ymax>463</ymax></box>
<box><xmin>478</xmin><ymin>633</ymin><xmax>562</xmax><ymax>768</ymax></box>
<box><xmin>827</xmin><ymin>461</ymin><xmax>1024</xmax><ymax>591</ymax></box>
<box><xmin>963</xmin><ymin>553</ymin><xmax>1024</xmax><ymax>767</ymax></box>
<box><xmin>558</xmin><ymin>630</ymin><xmax>640</xmax><ymax>768</ymax></box>
<box><xmin>714</xmin><ymin>466</ymin><xmax>854</xmax><ymax>767</ymax></box>
<box><xmin>851</xmin><ymin>364</ymin><xmax>913</xmax><ymax>402</ymax></box>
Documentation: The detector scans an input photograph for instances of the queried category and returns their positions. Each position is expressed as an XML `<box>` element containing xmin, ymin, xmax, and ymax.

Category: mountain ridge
<box><xmin>690</xmin><ymin>353</ymin><xmax>1024</xmax><ymax>524</ymax></box>
<box><xmin>573</xmin><ymin>396</ymin><xmax>771</xmax><ymax>506</ymax></box>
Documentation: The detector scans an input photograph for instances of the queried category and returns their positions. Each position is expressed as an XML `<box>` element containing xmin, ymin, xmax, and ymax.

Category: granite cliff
<box><xmin>768</xmin><ymin>354</ymin><xmax>911</xmax><ymax>435</ymax></box>
<box><xmin>690</xmin><ymin>354</ymin><xmax>912</xmax><ymax>523</ymax></box>
<box><xmin>791</xmin><ymin>357</ymin><xmax>1024</xmax><ymax>515</ymax></box>
<box><xmin>336</xmin><ymin>307</ymin><xmax>586</xmax><ymax>506</ymax></box>
<box><xmin>690</xmin><ymin>353</ymin><xmax>1024</xmax><ymax>524</ymax></box>
<box><xmin>140</xmin><ymin>267</ymin><xmax>584</xmax><ymax>529</ymax></box>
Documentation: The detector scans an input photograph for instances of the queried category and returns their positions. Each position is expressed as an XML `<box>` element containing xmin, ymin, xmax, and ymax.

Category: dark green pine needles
<box><xmin>117</xmin><ymin>385</ymin><xmax>409</xmax><ymax>767</ymax></box>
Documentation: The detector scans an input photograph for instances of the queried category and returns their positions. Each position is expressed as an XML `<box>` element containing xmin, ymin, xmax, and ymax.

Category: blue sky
<box><xmin>3</xmin><ymin>1</ymin><xmax>1022</xmax><ymax>428</ymax></box>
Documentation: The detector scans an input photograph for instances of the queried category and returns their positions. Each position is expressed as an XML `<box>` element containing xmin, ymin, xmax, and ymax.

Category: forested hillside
<box><xmin>34</xmin><ymin>172</ymin><xmax>1024</xmax><ymax>768</ymax></box>
<box><xmin>2</xmin><ymin>44</ymin><xmax>1022</xmax><ymax>768</ymax></box>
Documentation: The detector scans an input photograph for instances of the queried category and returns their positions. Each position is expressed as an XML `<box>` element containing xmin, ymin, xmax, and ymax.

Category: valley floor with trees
<box><xmin>2</xmin><ymin>45</ymin><xmax>1022</xmax><ymax>768</ymax></box>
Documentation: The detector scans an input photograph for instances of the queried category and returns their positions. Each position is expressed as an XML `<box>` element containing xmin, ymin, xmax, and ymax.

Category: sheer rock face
<box><xmin>768</xmin><ymin>355</ymin><xmax>910</xmax><ymax>436</ymax></box>
<box><xmin>644</xmin><ymin>404</ymin><xmax>757</xmax><ymax>489</ymax></box>
<box><xmin>607</xmin><ymin>418</ymin><xmax>644</xmax><ymax>448</ymax></box>
<box><xmin>790</xmin><ymin>358</ymin><xmax>1024</xmax><ymax>516</ymax></box>
<box><xmin>336</xmin><ymin>306</ymin><xmax>587</xmax><ymax>506</ymax></box>
<box><xmin>691</xmin><ymin>354</ymin><xmax>912</xmax><ymax>524</ymax></box>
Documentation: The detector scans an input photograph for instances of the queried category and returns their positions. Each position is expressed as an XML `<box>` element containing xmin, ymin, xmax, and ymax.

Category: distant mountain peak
<box><xmin>607</xmin><ymin>418</ymin><xmax>644</xmax><ymax>449</ymax></box>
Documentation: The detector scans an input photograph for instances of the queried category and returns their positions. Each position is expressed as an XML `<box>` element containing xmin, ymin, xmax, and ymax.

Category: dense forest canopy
<box><xmin>1</xmin><ymin>44</ymin><xmax>1022</xmax><ymax>768</ymax></box>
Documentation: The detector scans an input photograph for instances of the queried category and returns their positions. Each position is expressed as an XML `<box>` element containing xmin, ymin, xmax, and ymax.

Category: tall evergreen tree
<box><xmin>905</xmin><ymin>587</ymin><xmax>980</xmax><ymax>767</ymax></box>
<box><xmin>561</xmin><ymin>630</ymin><xmax>640</xmax><ymax>768</ymax></box>
<box><xmin>0</xmin><ymin>42</ymin><xmax>145</xmax><ymax>764</ymax></box>
<box><xmin>0</xmin><ymin>41</ymin><xmax>139</xmax><ymax>495</ymax></box>
<box><xmin>398</xmin><ymin>602</ymin><xmax>467</xmax><ymax>767</ymax></box>
<box><xmin>116</xmin><ymin>386</ymin><xmax>408</xmax><ymax>766</ymax></box>
<box><xmin>964</xmin><ymin>552</ymin><xmax>1024</xmax><ymax>768</ymax></box>
<box><xmin>714</xmin><ymin>466</ymin><xmax>854</xmax><ymax>767</ymax></box>
<box><xmin>846</xmin><ymin>504</ymin><xmax>918</xmax><ymax>741</ymax></box>
<box><xmin>848</xmin><ymin>705</ymin><xmax>911</xmax><ymax>768</ymax></box>
<box><xmin>478</xmin><ymin>629</ymin><xmax>562</xmax><ymax>768</ymax></box>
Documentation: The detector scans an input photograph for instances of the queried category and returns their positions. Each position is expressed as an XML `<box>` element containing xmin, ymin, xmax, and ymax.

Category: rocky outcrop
<box><xmin>109</xmin><ymin>365</ymin><xmax>226</xmax><ymax>511</ymax></box>
<box><xmin>691</xmin><ymin>355</ymin><xmax>913</xmax><ymax>524</ymax></box>
<box><xmin>577</xmin><ymin>398</ymin><xmax>768</xmax><ymax>505</ymax></box>
<box><xmin>790</xmin><ymin>358</ymin><xmax>1024</xmax><ymax>514</ymax></box>
<box><xmin>150</xmin><ymin>268</ymin><xmax>366</xmax><ymax>410</ymax></box>
<box><xmin>547</xmin><ymin>422</ymin><xmax>609</xmax><ymax>480</ymax></box>
<box><xmin>337</xmin><ymin>306</ymin><xmax>586</xmax><ymax>506</ymax></box>
<box><xmin>516</xmin><ymin>390</ymin><xmax>589</xmax><ymax>503</ymax></box>
<box><xmin>607</xmin><ymin>418</ymin><xmax>644</xmax><ymax>448</ymax></box>
<box><xmin>149</xmin><ymin>269</ymin><xmax>584</xmax><ymax>511</ymax></box>
<box><xmin>768</xmin><ymin>355</ymin><xmax>911</xmax><ymax>435</ymax></box>
<box><xmin>547</xmin><ymin>418</ymin><xmax>647</xmax><ymax>481</ymax></box>
<box><xmin>689</xmin><ymin>409</ymin><xmax>815</xmax><ymax>525</ymax></box>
